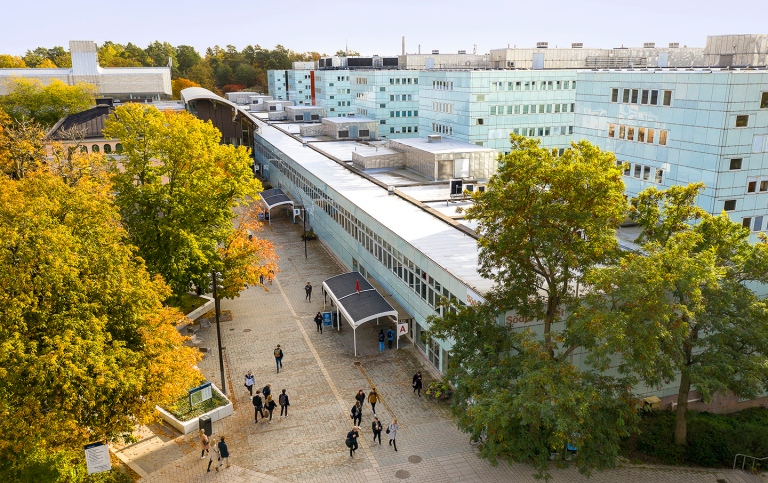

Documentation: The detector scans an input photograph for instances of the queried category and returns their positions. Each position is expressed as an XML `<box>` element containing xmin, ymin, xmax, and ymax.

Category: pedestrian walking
<box><xmin>412</xmin><ymin>371</ymin><xmax>422</xmax><ymax>397</ymax></box>
<box><xmin>252</xmin><ymin>390</ymin><xmax>264</xmax><ymax>423</ymax></box>
<box><xmin>387</xmin><ymin>418</ymin><xmax>399</xmax><ymax>451</ymax></box>
<box><xmin>265</xmin><ymin>394</ymin><xmax>277</xmax><ymax>423</ymax></box>
<box><xmin>346</xmin><ymin>426</ymin><xmax>359</xmax><ymax>457</ymax></box>
<box><xmin>259</xmin><ymin>273</ymin><xmax>264</xmax><ymax>285</ymax></box>
<box><xmin>199</xmin><ymin>429</ymin><xmax>210</xmax><ymax>459</ymax></box>
<box><xmin>268</xmin><ymin>269</ymin><xmax>274</xmax><ymax>285</ymax></box>
<box><xmin>274</xmin><ymin>345</ymin><xmax>283</xmax><ymax>373</ymax></box>
<box><xmin>378</xmin><ymin>329</ymin><xmax>385</xmax><ymax>351</ymax></box>
<box><xmin>305</xmin><ymin>282</ymin><xmax>312</xmax><ymax>302</ymax></box>
<box><xmin>244</xmin><ymin>370</ymin><xmax>255</xmax><ymax>396</ymax></box>
<box><xmin>386</xmin><ymin>328</ymin><xmax>395</xmax><ymax>349</ymax></box>
<box><xmin>279</xmin><ymin>388</ymin><xmax>290</xmax><ymax>420</ymax></box>
<box><xmin>314</xmin><ymin>312</ymin><xmax>323</xmax><ymax>333</ymax></box>
<box><xmin>368</xmin><ymin>388</ymin><xmax>379</xmax><ymax>415</ymax></box>
<box><xmin>262</xmin><ymin>383</ymin><xmax>272</xmax><ymax>399</ymax></box>
<box><xmin>215</xmin><ymin>436</ymin><xmax>230</xmax><ymax>471</ymax></box>
<box><xmin>372</xmin><ymin>417</ymin><xmax>383</xmax><ymax>445</ymax></box>
<box><xmin>350</xmin><ymin>401</ymin><xmax>362</xmax><ymax>427</ymax></box>
<box><xmin>355</xmin><ymin>389</ymin><xmax>366</xmax><ymax>410</ymax></box>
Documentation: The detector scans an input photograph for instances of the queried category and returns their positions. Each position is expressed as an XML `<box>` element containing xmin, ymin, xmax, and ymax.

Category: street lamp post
<box><xmin>303</xmin><ymin>208</ymin><xmax>307</xmax><ymax>260</ymax></box>
<box><xmin>211</xmin><ymin>271</ymin><xmax>226</xmax><ymax>395</ymax></box>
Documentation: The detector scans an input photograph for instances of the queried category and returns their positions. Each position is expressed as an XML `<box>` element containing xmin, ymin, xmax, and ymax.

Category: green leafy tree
<box><xmin>234</xmin><ymin>63</ymin><xmax>258</xmax><ymax>87</ymax></box>
<box><xmin>175</xmin><ymin>45</ymin><xmax>201</xmax><ymax>76</ymax></box>
<box><xmin>0</xmin><ymin>169</ymin><xmax>203</xmax><ymax>480</ymax></box>
<box><xmin>22</xmin><ymin>46</ymin><xmax>70</xmax><ymax>68</ymax></box>
<box><xmin>185</xmin><ymin>62</ymin><xmax>215</xmax><ymax>91</ymax></box>
<box><xmin>214</xmin><ymin>63</ymin><xmax>234</xmax><ymax>88</ymax></box>
<box><xmin>145</xmin><ymin>40</ymin><xmax>178</xmax><ymax>75</ymax></box>
<box><xmin>335</xmin><ymin>49</ymin><xmax>361</xmax><ymax>56</ymax></box>
<box><xmin>578</xmin><ymin>183</ymin><xmax>768</xmax><ymax>445</ymax></box>
<box><xmin>0</xmin><ymin>78</ymin><xmax>96</xmax><ymax>127</ymax></box>
<box><xmin>103</xmin><ymin>104</ymin><xmax>263</xmax><ymax>294</ymax></box>
<box><xmin>431</xmin><ymin>134</ymin><xmax>633</xmax><ymax>479</ymax></box>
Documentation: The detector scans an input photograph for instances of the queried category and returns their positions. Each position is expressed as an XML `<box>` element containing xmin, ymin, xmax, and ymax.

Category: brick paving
<box><xmin>117</xmin><ymin>220</ymin><xmax>766</xmax><ymax>483</ymax></box>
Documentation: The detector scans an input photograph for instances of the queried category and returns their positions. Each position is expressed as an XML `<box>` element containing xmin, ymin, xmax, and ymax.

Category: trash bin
<box><xmin>199</xmin><ymin>415</ymin><xmax>212</xmax><ymax>436</ymax></box>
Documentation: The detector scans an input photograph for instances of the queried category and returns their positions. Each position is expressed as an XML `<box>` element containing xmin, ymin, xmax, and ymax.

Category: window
<box><xmin>523</xmin><ymin>105</ymin><xmax>529</xmax><ymax>114</ymax></box>
<box><xmin>115</xmin><ymin>143</ymin><xmax>123</xmax><ymax>153</ymax></box>
<box><xmin>663</xmin><ymin>90</ymin><xmax>672</xmax><ymax>106</ymax></box>
<box><xmin>647</xmin><ymin>128</ymin><xmax>655</xmax><ymax>143</ymax></box>
<box><xmin>655</xmin><ymin>169</ymin><xmax>663</xmax><ymax>184</ymax></box>
<box><xmin>611</xmin><ymin>88</ymin><xmax>619</xmax><ymax>102</ymax></box>
<box><xmin>619</xmin><ymin>125</ymin><xmax>626</xmax><ymax>139</ymax></box>
<box><xmin>80</xmin><ymin>145</ymin><xmax>88</xmax><ymax>153</ymax></box>
<box><xmin>359</xmin><ymin>129</ymin><xmax>370</xmax><ymax>137</ymax></box>
<box><xmin>627</xmin><ymin>126</ymin><xmax>635</xmax><ymax>141</ymax></box>
<box><xmin>651</xmin><ymin>90</ymin><xmax>659</xmax><ymax>105</ymax></box>
<box><xmin>623</xmin><ymin>162</ymin><xmax>631</xmax><ymax>176</ymax></box>
<box><xmin>641</xmin><ymin>90</ymin><xmax>649</xmax><ymax>104</ymax></box>
<box><xmin>380</xmin><ymin>120</ymin><xmax>386</xmax><ymax>125</ymax></box>
<box><xmin>338</xmin><ymin>130</ymin><xmax>349</xmax><ymax>138</ymax></box>
<box><xmin>642</xmin><ymin>165</ymin><xmax>651</xmax><ymax>180</ymax></box>
<box><xmin>390</xmin><ymin>127</ymin><xmax>395</xmax><ymax>133</ymax></box>
<box><xmin>638</xmin><ymin>127</ymin><xmax>645</xmax><ymax>142</ymax></box>
<box><xmin>608</xmin><ymin>124</ymin><xmax>616</xmax><ymax>138</ymax></box>
<box><xmin>659</xmin><ymin>130</ymin><xmax>668</xmax><ymax>145</ymax></box>
<box><xmin>92</xmin><ymin>144</ymin><xmax>100</xmax><ymax>153</ymax></box>
<box><xmin>761</xmin><ymin>180</ymin><xmax>768</xmax><ymax>192</ymax></box>
<box><xmin>631</xmin><ymin>89</ymin><xmax>639</xmax><ymax>104</ymax></box>
<box><xmin>754</xmin><ymin>216</ymin><xmax>764</xmax><ymax>232</ymax></box>
<box><xmin>103</xmin><ymin>144</ymin><xmax>112</xmax><ymax>154</ymax></box>
<box><xmin>477</xmin><ymin>118</ymin><xmax>484</xmax><ymax>125</ymax></box>
<box><xmin>730</xmin><ymin>158</ymin><xmax>743</xmax><ymax>170</ymax></box>
<box><xmin>724</xmin><ymin>200</ymin><xmax>737</xmax><ymax>211</ymax></box>
<box><xmin>762</xmin><ymin>92</ymin><xmax>768</xmax><ymax>109</ymax></box>
<box><xmin>747</xmin><ymin>179</ymin><xmax>757</xmax><ymax>193</ymax></box>
<box><xmin>634</xmin><ymin>164</ymin><xmax>641</xmax><ymax>178</ymax></box>
<box><xmin>623</xmin><ymin>89</ymin><xmax>630</xmax><ymax>103</ymax></box>
<box><xmin>736</xmin><ymin>115</ymin><xmax>749</xmax><ymax>127</ymax></box>
<box><xmin>744</xmin><ymin>218</ymin><xmax>753</xmax><ymax>229</ymax></box>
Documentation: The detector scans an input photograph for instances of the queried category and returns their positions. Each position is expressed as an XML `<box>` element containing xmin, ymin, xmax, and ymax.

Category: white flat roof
<box><xmin>323</xmin><ymin>116</ymin><xmax>376</xmax><ymax>124</ymax></box>
<box><xmin>257</xmin><ymin>121</ymin><xmax>492</xmax><ymax>294</ymax></box>
<box><xmin>392</xmin><ymin>137</ymin><xmax>498</xmax><ymax>154</ymax></box>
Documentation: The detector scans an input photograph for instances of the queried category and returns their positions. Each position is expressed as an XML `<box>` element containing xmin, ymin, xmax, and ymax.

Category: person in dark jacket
<box><xmin>314</xmin><ymin>312</ymin><xmax>323</xmax><ymax>333</ymax></box>
<box><xmin>378</xmin><ymin>329</ymin><xmax>385</xmax><ymax>351</ymax></box>
<box><xmin>346</xmin><ymin>426</ymin><xmax>359</xmax><ymax>457</ymax></box>
<box><xmin>262</xmin><ymin>383</ymin><xmax>272</xmax><ymax>399</ymax></box>
<box><xmin>274</xmin><ymin>345</ymin><xmax>283</xmax><ymax>373</ymax></box>
<box><xmin>350</xmin><ymin>401</ymin><xmax>362</xmax><ymax>426</ymax></box>
<box><xmin>215</xmin><ymin>436</ymin><xmax>230</xmax><ymax>471</ymax></box>
<box><xmin>386</xmin><ymin>328</ymin><xmax>395</xmax><ymax>349</ymax></box>
<box><xmin>278</xmin><ymin>388</ymin><xmax>290</xmax><ymax>420</ymax></box>
<box><xmin>372</xmin><ymin>417</ymin><xmax>383</xmax><ymax>445</ymax></box>
<box><xmin>265</xmin><ymin>394</ymin><xmax>277</xmax><ymax>423</ymax></box>
<box><xmin>252</xmin><ymin>390</ymin><xmax>264</xmax><ymax>423</ymax></box>
<box><xmin>355</xmin><ymin>388</ymin><xmax>366</xmax><ymax>410</ymax></box>
<box><xmin>412</xmin><ymin>371</ymin><xmax>423</xmax><ymax>397</ymax></box>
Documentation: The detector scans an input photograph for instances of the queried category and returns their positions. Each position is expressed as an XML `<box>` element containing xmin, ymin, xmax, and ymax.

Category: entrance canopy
<box><xmin>322</xmin><ymin>272</ymin><xmax>398</xmax><ymax>356</ymax></box>
<box><xmin>259</xmin><ymin>188</ymin><xmax>294</xmax><ymax>224</ymax></box>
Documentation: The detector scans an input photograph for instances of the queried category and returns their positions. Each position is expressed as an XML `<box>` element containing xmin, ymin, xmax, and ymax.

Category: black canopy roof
<box><xmin>322</xmin><ymin>272</ymin><xmax>397</xmax><ymax>328</ymax></box>
<box><xmin>259</xmin><ymin>188</ymin><xmax>294</xmax><ymax>210</ymax></box>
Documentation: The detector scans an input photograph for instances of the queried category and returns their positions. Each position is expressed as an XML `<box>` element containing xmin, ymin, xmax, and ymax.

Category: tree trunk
<box><xmin>674</xmin><ymin>372</ymin><xmax>690</xmax><ymax>445</ymax></box>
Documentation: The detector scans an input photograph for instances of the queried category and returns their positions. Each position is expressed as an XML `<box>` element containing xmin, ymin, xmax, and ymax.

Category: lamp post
<box><xmin>211</xmin><ymin>271</ymin><xmax>226</xmax><ymax>395</ymax></box>
<box><xmin>303</xmin><ymin>208</ymin><xmax>307</xmax><ymax>260</ymax></box>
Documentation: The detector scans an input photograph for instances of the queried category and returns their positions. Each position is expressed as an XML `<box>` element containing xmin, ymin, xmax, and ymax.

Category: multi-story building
<box><xmin>286</xmin><ymin>69</ymin><xmax>313</xmax><ymax>106</ymax></box>
<box><xmin>267</xmin><ymin>70</ymin><xmax>287</xmax><ymax>100</ymax></box>
<box><xmin>419</xmin><ymin>70</ymin><xmax>577</xmax><ymax>153</ymax></box>
<box><xmin>350</xmin><ymin>70</ymin><xmax>420</xmax><ymax>139</ymax></box>
<box><xmin>575</xmin><ymin>68</ymin><xmax>768</xmax><ymax>238</ymax></box>
<box><xmin>314</xmin><ymin>70</ymin><xmax>353</xmax><ymax>117</ymax></box>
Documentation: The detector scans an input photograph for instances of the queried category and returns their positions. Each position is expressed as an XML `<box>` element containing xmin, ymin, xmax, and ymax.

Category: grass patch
<box><xmin>621</xmin><ymin>407</ymin><xmax>768</xmax><ymax>469</ymax></box>
<box><xmin>162</xmin><ymin>386</ymin><xmax>229</xmax><ymax>422</ymax></box>
<box><xmin>165</xmin><ymin>293</ymin><xmax>207</xmax><ymax>315</ymax></box>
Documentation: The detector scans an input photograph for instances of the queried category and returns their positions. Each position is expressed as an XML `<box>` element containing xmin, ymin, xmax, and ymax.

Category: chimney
<box><xmin>402</xmin><ymin>36</ymin><xmax>405</xmax><ymax>56</ymax></box>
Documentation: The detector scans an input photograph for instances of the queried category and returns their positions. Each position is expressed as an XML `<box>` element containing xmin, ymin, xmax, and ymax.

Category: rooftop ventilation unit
<box><xmin>644</xmin><ymin>42</ymin><xmax>656</xmax><ymax>48</ymax></box>
<box><xmin>458</xmin><ymin>50</ymin><xmax>467</xmax><ymax>54</ymax></box>
<box><xmin>427</xmin><ymin>135</ymin><xmax>442</xmax><ymax>143</ymax></box>
<box><xmin>536</xmin><ymin>42</ymin><xmax>549</xmax><ymax>49</ymax></box>
<box><xmin>507</xmin><ymin>61</ymin><xmax>516</xmax><ymax>67</ymax></box>
<box><xmin>669</xmin><ymin>42</ymin><xmax>679</xmax><ymax>48</ymax></box>
<box><xmin>571</xmin><ymin>43</ymin><xmax>583</xmax><ymax>49</ymax></box>
<box><xmin>432</xmin><ymin>50</ymin><xmax>439</xmax><ymax>54</ymax></box>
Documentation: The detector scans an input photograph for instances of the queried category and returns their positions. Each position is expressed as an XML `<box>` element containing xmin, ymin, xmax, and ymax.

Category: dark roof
<box><xmin>47</xmin><ymin>105</ymin><xmax>112</xmax><ymax>140</ymax></box>
<box><xmin>322</xmin><ymin>272</ymin><xmax>397</xmax><ymax>328</ymax></box>
<box><xmin>259</xmin><ymin>188</ymin><xmax>294</xmax><ymax>210</ymax></box>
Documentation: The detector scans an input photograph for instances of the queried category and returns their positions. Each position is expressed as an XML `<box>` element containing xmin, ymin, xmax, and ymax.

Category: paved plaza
<box><xmin>115</xmin><ymin>219</ymin><xmax>766</xmax><ymax>483</ymax></box>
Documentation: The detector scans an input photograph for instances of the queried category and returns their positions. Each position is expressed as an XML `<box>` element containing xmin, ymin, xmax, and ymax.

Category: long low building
<box><xmin>0</xmin><ymin>41</ymin><xmax>171</xmax><ymax>100</ymax></box>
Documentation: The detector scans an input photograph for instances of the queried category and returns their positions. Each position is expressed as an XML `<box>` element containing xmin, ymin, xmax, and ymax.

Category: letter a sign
<box><xmin>396</xmin><ymin>322</ymin><xmax>408</xmax><ymax>349</ymax></box>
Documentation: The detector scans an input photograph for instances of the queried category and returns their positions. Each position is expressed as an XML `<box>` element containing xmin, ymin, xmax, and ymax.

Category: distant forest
<box><xmin>0</xmin><ymin>42</ymin><xmax>336</xmax><ymax>95</ymax></box>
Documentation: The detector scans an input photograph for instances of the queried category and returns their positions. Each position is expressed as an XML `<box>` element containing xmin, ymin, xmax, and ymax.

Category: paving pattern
<box><xmin>116</xmin><ymin>220</ymin><xmax>766</xmax><ymax>483</ymax></box>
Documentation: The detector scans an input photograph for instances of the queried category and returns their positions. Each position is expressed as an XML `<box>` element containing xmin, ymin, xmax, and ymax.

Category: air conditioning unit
<box><xmin>669</xmin><ymin>42</ymin><xmax>679</xmax><ymax>49</ymax></box>
<box><xmin>571</xmin><ymin>43</ymin><xmax>583</xmax><ymax>49</ymax></box>
<box><xmin>643</xmin><ymin>42</ymin><xmax>656</xmax><ymax>48</ymax></box>
<box><xmin>507</xmin><ymin>61</ymin><xmax>516</xmax><ymax>68</ymax></box>
<box><xmin>536</xmin><ymin>42</ymin><xmax>549</xmax><ymax>49</ymax></box>
<box><xmin>432</xmin><ymin>50</ymin><xmax>440</xmax><ymax>55</ymax></box>
<box><xmin>458</xmin><ymin>50</ymin><xmax>467</xmax><ymax>54</ymax></box>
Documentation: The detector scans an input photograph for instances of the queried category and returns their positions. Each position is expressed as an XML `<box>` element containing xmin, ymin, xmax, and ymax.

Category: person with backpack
<box><xmin>367</xmin><ymin>388</ymin><xmax>379</xmax><ymax>415</ymax></box>
<box><xmin>265</xmin><ymin>394</ymin><xmax>277</xmax><ymax>423</ymax></box>
<box><xmin>386</xmin><ymin>328</ymin><xmax>395</xmax><ymax>349</ymax></box>
<box><xmin>345</xmin><ymin>426</ymin><xmax>359</xmax><ymax>457</ymax></box>
<box><xmin>378</xmin><ymin>329</ymin><xmax>385</xmax><ymax>351</ymax></box>
<box><xmin>412</xmin><ymin>371</ymin><xmax>423</xmax><ymax>397</ymax></box>
<box><xmin>350</xmin><ymin>401</ymin><xmax>362</xmax><ymax>427</ymax></box>
<box><xmin>372</xmin><ymin>417</ymin><xmax>383</xmax><ymax>445</ymax></box>
<box><xmin>262</xmin><ymin>383</ymin><xmax>272</xmax><ymax>400</ymax></box>
<box><xmin>355</xmin><ymin>389</ymin><xmax>366</xmax><ymax>410</ymax></box>
<box><xmin>278</xmin><ymin>388</ymin><xmax>290</xmax><ymax>420</ymax></box>
<box><xmin>314</xmin><ymin>312</ymin><xmax>323</xmax><ymax>333</ymax></box>
<box><xmin>305</xmin><ymin>282</ymin><xmax>312</xmax><ymax>302</ymax></box>
<box><xmin>244</xmin><ymin>370</ymin><xmax>255</xmax><ymax>396</ymax></box>
<box><xmin>252</xmin><ymin>390</ymin><xmax>264</xmax><ymax>423</ymax></box>
<box><xmin>274</xmin><ymin>344</ymin><xmax>283</xmax><ymax>373</ymax></box>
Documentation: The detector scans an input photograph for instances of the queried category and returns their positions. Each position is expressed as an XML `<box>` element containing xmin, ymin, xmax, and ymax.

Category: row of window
<box><xmin>356</xmin><ymin>108</ymin><xmax>368</xmax><ymax>116</ymax></box>
<box><xmin>752</xmin><ymin>134</ymin><xmax>768</xmax><ymax>153</ymax></box>
<box><xmin>256</xmin><ymin>139</ymin><xmax>460</xmax><ymax>315</ymax></box>
<box><xmin>80</xmin><ymin>143</ymin><xmax>123</xmax><ymax>154</ymax></box>
<box><xmin>608</xmin><ymin>124</ymin><xmax>668</xmax><ymax>145</ymax></box>
<box><xmin>432</xmin><ymin>123</ymin><xmax>453</xmax><ymax>135</ymax></box>
<box><xmin>391</xmin><ymin>94</ymin><xmax>414</xmax><ymax>101</ymax></box>
<box><xmin>491</xmin><ymin>79</ymin><xmax>576</xmax><ymax>91</ymax></box>
<box><xmin>611</xmin><ymin>88</ymin><xmax>672</xmax><ymax>106</ymax></box>
<box><xmin>618</xmin><ymin>161</ymin><xmax>664</xmax><ymax>184</ymax></box>
<box><xmin>337</xmin><ymin>101</ymin><xmax>350</xmax><ymax>106</ymax></box>
<box><xmin>390</xmin><ymin>110</ymin><xmax>418</xmax><ymax>118</ymax></box>
<box><xmin>743</xmin><ymin>215</ymin><xmax>766</xmax><ymax>232</ymax></box>
<box><xmin>389</xmin><ymin>77</ymin><xmax>418</xmax><ymax>85</ymax></box>
<box><xmin>489</xmin><ymin>103</ymin><xmax>576</xmax><ymax>115</ymax></box>
<box><xmin>433</xmin><ymin>102</ymin><xmax>453</xmax><ymax>113</ymax></box>
<box><xmin>337</xmin><ymin>129</ymin><xmax>370</xmax><ymax>138</ymax></box>
<box><xmin>390</xmin><ymin>126</ymin><xmax>418</xmax><ymax>134</ymax></box>
<box><xmin>433</xmin><ymin>80</ymin><xmax>454</xmax><ymax>91</ymax></box>
<box><xmin>746</xmin><ymin>177</ymin><xmax>768</xmax><ymax>194</ymax></box>
<box><xmin>506</xmin><ymin>126</ymin><xmax>574</xmax><ymax>137</ymax></box>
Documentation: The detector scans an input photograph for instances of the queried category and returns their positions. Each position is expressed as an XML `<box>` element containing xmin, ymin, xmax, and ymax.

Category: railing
<box><xmin>733</xmin><ymin>453</ymin><xmax>768</xmax><ymax>471</ymax></box>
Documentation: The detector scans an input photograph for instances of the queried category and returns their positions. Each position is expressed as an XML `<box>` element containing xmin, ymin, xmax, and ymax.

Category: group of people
<box><xmin>198</xmin><ymin>431</ymin><xmax>230</xmax><ymax>473</ymax></box>
<box><xmin>346</xmin><ymin>387</ymin><xmax>398</xmax><ymax>457</ymax></box>
<box><xmin>246</xmin><ymin>374</ymin><xmax>291</xmax><ymax>424</ymax></box>
<box><xmin>377</xmin><ymin>328</ymin><xmax>396</xmax><ymax>351</ymax></box>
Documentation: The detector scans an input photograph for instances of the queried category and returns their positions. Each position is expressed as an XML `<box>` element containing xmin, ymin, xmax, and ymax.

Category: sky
<box><xmin>1</xmin><ymin>0</ymin><xmax>765</xmax><ymax>58</ymax></box>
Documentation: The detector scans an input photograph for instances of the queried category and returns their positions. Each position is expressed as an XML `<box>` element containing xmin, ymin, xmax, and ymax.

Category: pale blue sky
<box><xmin>1</xmin><ymin>0</ymin><xmax>763</xmax><ymax>57</ymax></box>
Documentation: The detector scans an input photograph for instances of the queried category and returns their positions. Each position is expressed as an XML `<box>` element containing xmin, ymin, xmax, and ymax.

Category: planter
<box><xmin>185</xmin><ymin>295</ymin><xmax>214</xmax><ymax>323</ymax></box>
<box><xmin>156</xmin><ymin>382</ymin><xmax>233</xmax><ymax>435</ymax></box>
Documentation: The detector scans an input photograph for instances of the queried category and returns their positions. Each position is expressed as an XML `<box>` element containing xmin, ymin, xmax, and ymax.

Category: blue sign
<box><xmin>322</xmin><ymin>312</ymin><xmax>333</xmax><ymax>327</ymax></box>
<box><xmin>189</xmin><ymin>382</ymin><xmax>213</xmax><ymax>407</ymax></box>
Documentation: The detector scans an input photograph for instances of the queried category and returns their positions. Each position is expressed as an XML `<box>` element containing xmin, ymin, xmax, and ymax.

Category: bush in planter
<box><xmin>425</xmin><ymin>379</ymin><xmax>453</xmax><ymax>399</ymax></box>
<box><xmin>301</xmin><ymin>230</ymin><xmax>317</xmax><ymax>241</ymax></box>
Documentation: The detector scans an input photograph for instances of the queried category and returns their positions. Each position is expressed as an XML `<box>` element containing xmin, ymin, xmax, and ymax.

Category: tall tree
<box><xmin>0</xmin><ymin>54</ymin><xmax>26</xmax><ymax>68</ymax></box>
<box><xmin>0</xmin><ymin>78</ymin><xmax>96</xmax><ymax>127</ymax></box>
<box><xmin>103</xmin><ymin>104</ymin><xmax>265</xmax><ymax>294</ymax></box>
<box><xmin>0</xmin><ymin>110</ymin><xmax>47</xmax><ymax>180</ymax></box>
<box><xmin>578</xmin><ymin>183</ymin><xmax>768</xmax><ymax>445</ymax></box>
<box><xmin>175</xmin><ymin>44</ymin><xmax>201</xmax><ymax>76</ymax></box>
<box><xmin>171</xmin><ymin>78</ymin><xmax>201</xmax><ymax>99</ymax></box>
<box><xmin>0</xmin><ymin>170</ymin><xmax>202</xmax><ymax>480</ymax></box>
<box><xmin>432</xmin><ymin>134</ymin><xmax>634</xmax><ymax>479</ymax></box>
